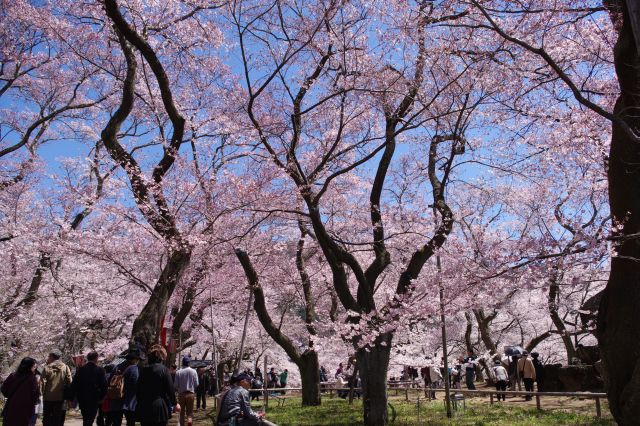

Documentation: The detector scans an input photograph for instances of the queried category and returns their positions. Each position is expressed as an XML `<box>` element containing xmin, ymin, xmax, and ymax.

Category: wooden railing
<box><xmin>241</xmin><ymin>385</ymin><xmax>607</xmax><ymax>418</ymax></box>
<box><xmin>402</xmin><ymin>387</ymin><xmax>607</xmax><ymax>418</ymax></box>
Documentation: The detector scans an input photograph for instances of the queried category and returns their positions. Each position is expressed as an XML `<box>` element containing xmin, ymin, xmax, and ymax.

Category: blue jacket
<box><xmin>109</xmin><ymin>361</ymin><xmax>139</xmax><ymax>412</ymax></box>
<box><xmin>122</xmin><ymin>363</ymin><xmax>139</xmax><ymax>411</ymax></box>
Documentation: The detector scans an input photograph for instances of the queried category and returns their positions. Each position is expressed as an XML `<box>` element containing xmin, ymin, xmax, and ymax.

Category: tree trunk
<box><xmin>130</xmin><ymin>249</ymin><xmax>191</xmax><ymax>349</ymax></box>
<box><xmin>464</xmin><ymin>312</ymin><xmax>474</xmax><ymax>353</ymax></box>
<box><xmin>235</xmin><ymin>249</ymin><xmax>323</xmax><ymax>405</ymax></box>
<box><xmin>598</xmin><ymin>2</ymin><xmax>640</xmax><ymax>424</ymax></box>
<box><xmin>473</xmin><ymin>309</ymin><xmax>498</xmax><ymax>354</ymax></box>
<box><xmin>298</xmin><ymin>350</ymin><xmax>321</xmax><ymax>406</ymax></box>
<box><xmin>357</xmin><ymin>334</ymin><xmax>391</xmax><ymax>426</ymax></box>
<box><xmin>548</xmin><ymin>275</ymin><xmax>576</xmax><ymax>363</ymax></box>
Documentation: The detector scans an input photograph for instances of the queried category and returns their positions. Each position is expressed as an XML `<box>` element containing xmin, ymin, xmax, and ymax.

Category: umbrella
<box><xmin>189</xmin><ymin>360</ymin><xmax>214</xmax><ymax>369</ymax></box>
<box><xmin>503</xmin><ymin>346</ymin><xmax>524</xmax><ymax>356</ymax></box>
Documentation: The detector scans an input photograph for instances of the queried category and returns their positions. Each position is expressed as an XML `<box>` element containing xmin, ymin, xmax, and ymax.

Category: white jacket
<box><xmin>429</xmin><ymin>366</ymin><xmax>442</xmax><ymax>382</ymax></box>
<box><xmin>493</xmin><ymin>365</ymin><xmax>508</xmax><ymax>382</ymax></box>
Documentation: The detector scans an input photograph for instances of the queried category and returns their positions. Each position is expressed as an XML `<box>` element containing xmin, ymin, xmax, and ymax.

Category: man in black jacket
<box><xmin>72</xmin><ymin>352</ymin><xmax>108</xmax><ymax>426</ymax></box>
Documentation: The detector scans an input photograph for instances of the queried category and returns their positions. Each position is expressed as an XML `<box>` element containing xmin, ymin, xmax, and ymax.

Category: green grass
<box><xmin>261</xmin><ymin>395</ymin><xmax>615</xmax><ymax>426</ymax></box>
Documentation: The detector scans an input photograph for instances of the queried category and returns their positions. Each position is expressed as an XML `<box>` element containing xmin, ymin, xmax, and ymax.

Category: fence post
<box><xmin>263</xmin><ymin>356</ymin><xmax>268</xmax><ymax>411</ymax></box>
<box><xmin>536</xmin><ymin>394</ymin><xmax>541</xmax><ymax>411</ymax></box>
<box><xmin>596</xmin><ymin>397</ymin><xmax>602</xmax><ymax>418</ymax></box>
<box><xmin>490</xmin><ymin>393</ymin><xmax>493</xmax><ymax>405</ymax></box>
<box><xmin>405</xmin><ymin>387</ymin><xmax>409</xmax><ymax>401</ymax></box>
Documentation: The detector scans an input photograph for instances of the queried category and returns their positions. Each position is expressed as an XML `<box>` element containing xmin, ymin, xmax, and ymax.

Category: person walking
<box><xmin>72</xmin><ymin>351</ymin><xmax>108</xmax><ymax>426</ymax></box>
<box><xmin>169</xmin><ymin>365</ymin><xmax>177</xmax><ymax>385</ymax></box>
<box><xmin>250</xmin><ymin>376</ymin><xmax>263</xmax><ymax>401</ymax></box>
<box><xmin>428</xmin><ymin>364</ymin><xmax>442</xmax><ymax>399</ymax></box>
<box><xmin>420</xmin><ymin>364</ymin><xmax>430</xmax><ymax>391</ymax></box>
<box><xmin>98</xmin><ymin>364</ymin><xmax>115</xmax><ymax>426</ymax></box>
<box><xmin>279</xmin><ymin>369</ymin><xmax>288</xmax><ymax>395</ymax></box>
<box><xmin>492</xmin><ymin>360</ymin><xmax>509</xmax><ymax>401</ymax></box>
<box><xmin>463</xmin><ymin>351</ymin><xmax>477</xmax><ymax>390</ymax></box>
<box><xmin>518</xmin><ymin>351</ymin><xmax>536</xmax><ymax>400</ymax></box>
<box><xmin>174</xmin><ymin>356</ymin><xmax>199</xmax><ymax>426</ymax></box>
<box><xmin>509</xmin><ymin>354</ymin><xmax>521</xmax><ymax>391</ymax></box>
<box><xmin>267</xmin><ymin>368</ymin><xmax>278</xmax><ymax>390</ymax></box>
<box><xmin>319</xmin><ymin>366</ymin><xmax>327</xmax><ymax>383</ymax></box>
<box><xmin>531</xmin><ymin>352</ymin><xmax>545</xmax><ymax>392</ymax></box>
<box><xmin>42</xmin><ymin>351</ymin><xmax>72</xmax><ymax>426</ymax></box>
<box><xmin>1</xmin><ymin>357</ymin><xmax>39</xmax><ymax>426</ymax></box>
<box><xmin>114</xmin><ymin>349</ymin><xmax>142</xmax><ymax>426</ymax></box>
<box><xmin>136</xmin><ymin>344</ymin><xmax>178</xmax><ymax>426</ymax></box>
<box><xmin>195</xmin><ymin>367</ymin><xmax>210</xmax><ymax>412</ymax></box>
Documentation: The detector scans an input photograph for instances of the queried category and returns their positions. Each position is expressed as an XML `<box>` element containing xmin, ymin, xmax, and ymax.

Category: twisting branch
<box><xmin>235</xmin><ymin>249</ymin><xmax>302</xmax><ymax>364</ymax></box>
<box><xmin>470</xmin><ymin>0</ymin><xmax>640</xmax><ymax>142</ymax></box>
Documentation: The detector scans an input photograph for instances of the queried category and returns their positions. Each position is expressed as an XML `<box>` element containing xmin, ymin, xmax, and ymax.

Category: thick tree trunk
<box><xmin>130</xmin><ymin>249</ymin><xmax>191</xmax><ymax>349</ymax></box>
<box><xmin>473</xmin><ymin>309</ymin><xmax>498</xmax><ymax>354</ymax></box>
<box><xmin>357</xmin><ymin>334</ymin><xmax>391</xmax><ymax>426</ymax></box>
<box><xmin>298</xmin><ymin>350</ymin><xmax>321</xmax><ymax>406</ymax></box>
<box><xmin>598</xmin><ymin>2</ymin><xmax>640</xmax><ymax>424</ymax></box>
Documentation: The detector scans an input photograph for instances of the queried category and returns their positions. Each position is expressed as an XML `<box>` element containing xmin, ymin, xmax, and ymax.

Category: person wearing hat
<box><xmin>217</xmin><ymin>373</ymin><xmax>265</xmax><ymax>425</ymax></box>
<box><xmin>174</xmin><ymin>356</ymin><xmax>199</xmax><ymax>426</ymax></box>
<box><xmin>517</xmin><ymin>351</ymin><xmax>536</xmax><ymax>400</ymax></box>
<box><xmin>531</xmin><ymin>352</ymin><xmax>545</xmax><ymax>392</ymax></box>
<box><xmin>463</xmin><ymin>351</ymin><xmax>478</xmax><ymax>390</ymax></box>
<box><xmin>492</xmin><ymin>359</ymin><xmax>509</xmax><ymax>401</ymax></box>
<box><xmin>41</xmin><ymin>350</ymin><xmax>72</xmax><ymax>426</ymax></box>
<box><xmin>110</xmin><ymin>348</ymin><xmax>142</xmax><ymax>426</ymax></box>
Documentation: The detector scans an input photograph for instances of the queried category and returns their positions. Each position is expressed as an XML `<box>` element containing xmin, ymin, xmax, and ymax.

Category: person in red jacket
<box><xmin>1</xmin><ymin>357</ymin><xmax>40</xmax><ymax>426</ymax></box>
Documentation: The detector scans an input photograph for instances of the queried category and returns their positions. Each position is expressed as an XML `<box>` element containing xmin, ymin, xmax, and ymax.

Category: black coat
<box><xmin>135</xmin><ymin>362</ymin><xmax>176</xmax><ymax>423</ymax></box>
<box><xmin>72</xmin><ymin>362</ymin><xmax>108</xmax><ymax>406</ymax></box>
<box><xmin>1</xmin><ymin>372</ymin><xmax>38</xmax><ymax>426</ymax></box>
<box><xmin>532</xmin><ymin>359</ymin><xmax>545</xmax><ymax>381</ymax></box>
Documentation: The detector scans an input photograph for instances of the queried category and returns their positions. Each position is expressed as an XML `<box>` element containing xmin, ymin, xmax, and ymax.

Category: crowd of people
<box><xmin>226</xmin><ymin>366</ymin><xmax>289</xmax><ymax>401</ymax></box>
<box><xmin>0</xmin><ymin>348</ymin><xmax>223</xmax><ymax>426</ymax></box>
<box><xmin>1</xmin><ymin>346</ymin><xmax>550</xmax><ymax>426</ymax></box>
<box><xmin>390</xmin><ymin>349</ymin><xmax>546</xmax><ymax>401</ymax></box>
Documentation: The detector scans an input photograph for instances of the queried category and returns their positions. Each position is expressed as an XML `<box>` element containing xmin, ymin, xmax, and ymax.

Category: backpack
<box><xmin>106</xmin><ymin>372</ymin><xmax>125</xmax><ymax>400</ymax></box>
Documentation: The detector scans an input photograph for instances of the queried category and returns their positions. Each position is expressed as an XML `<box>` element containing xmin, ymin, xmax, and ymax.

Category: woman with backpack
<box><xmin>1</xmin><ymin>357</ymin><xmax>40</xmax><ymax>426</ymax></box>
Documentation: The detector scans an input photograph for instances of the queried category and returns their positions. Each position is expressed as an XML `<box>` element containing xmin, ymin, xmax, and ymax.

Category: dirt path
<box><xmin>61</xmin><ymin>404</ymin><xmax>215</xmax><ymax>425</ymax></box>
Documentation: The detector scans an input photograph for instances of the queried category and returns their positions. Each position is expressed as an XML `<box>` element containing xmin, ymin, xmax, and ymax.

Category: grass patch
<box><xmin>262</xmin><ymin>395</ymin><xmax>615</xmax><ymax>426</ymax></box>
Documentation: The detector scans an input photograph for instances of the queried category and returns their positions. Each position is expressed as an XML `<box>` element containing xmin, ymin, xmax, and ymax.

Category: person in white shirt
<box><xmin>174</xmin><ymin>356</ymin><xmax>199</xmax><ymax>426</ymax></box>
<box><xmin>427</xmin><ymin>364</ymin><xmax>442</xmax><ymax>399</ymax></box>
<box><xmin>493</xmin><ymin>360</ymin><xmax>509</xmax><ymax>401</ymax></box>
<box><xmin>336</xmin><ymin>375</ymin><xmax>348</xmax><ymax>399</ymax></box>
